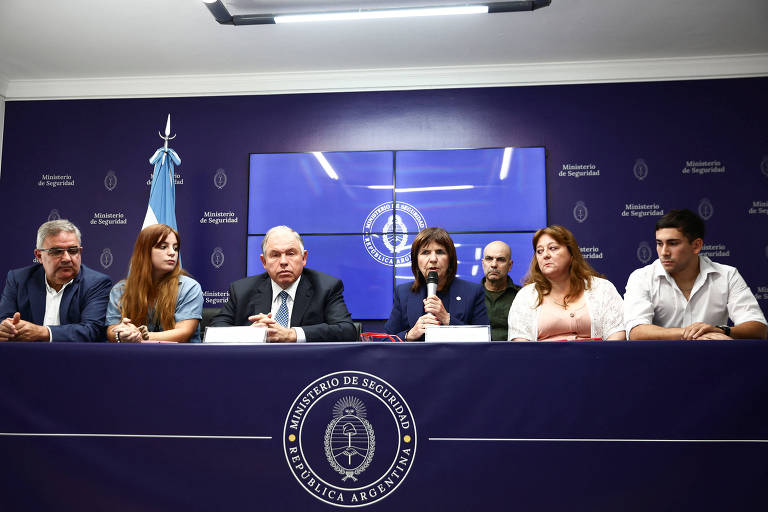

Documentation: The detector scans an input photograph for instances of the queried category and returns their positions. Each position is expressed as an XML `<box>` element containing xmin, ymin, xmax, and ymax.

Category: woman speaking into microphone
<box><xmin>385</xmin><ymin>227</ymin><xmax>488</xmax><ymax>341</ymax></box>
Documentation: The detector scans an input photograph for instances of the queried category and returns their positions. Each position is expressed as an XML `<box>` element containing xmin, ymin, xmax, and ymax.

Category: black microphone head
<box><xmin>426</xmin><ymin>271</ymin><xmax>438</xmax><ymax>284</ymax></box>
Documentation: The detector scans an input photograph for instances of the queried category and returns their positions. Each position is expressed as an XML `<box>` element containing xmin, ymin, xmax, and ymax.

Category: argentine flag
<box><xmin>142</xmin><ymin>146</ymin><xmax>180</xmax><ymax>231</ymax></box>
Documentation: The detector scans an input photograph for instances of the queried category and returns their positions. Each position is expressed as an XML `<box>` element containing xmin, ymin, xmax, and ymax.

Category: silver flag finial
<box><xmin>158</xmin><ymin>113</ymin><xmax>176</xmax><ymax>150</ymax></box>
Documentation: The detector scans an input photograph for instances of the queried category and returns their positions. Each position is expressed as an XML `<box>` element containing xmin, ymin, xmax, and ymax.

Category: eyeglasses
<box><xmin>38</xmin><ymin>246</ymin><xmax>82</xmax><ymax>257</ymax></box>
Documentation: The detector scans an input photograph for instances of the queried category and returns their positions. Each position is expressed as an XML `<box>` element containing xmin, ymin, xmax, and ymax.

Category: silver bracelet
<box><xmin>115</xmin><ymin>331</ymin><xmax>121</xmax><ymax>343</ymax></box>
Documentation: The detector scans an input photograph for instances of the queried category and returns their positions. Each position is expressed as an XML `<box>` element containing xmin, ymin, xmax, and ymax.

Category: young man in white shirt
<box><xmin>624</xmin><ymin>209</ymin><xmax>767</xmax><ymax>340</ymax></box>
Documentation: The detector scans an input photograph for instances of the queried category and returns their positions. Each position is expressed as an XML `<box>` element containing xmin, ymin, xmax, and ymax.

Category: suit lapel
<box><xmin>28</xmin><ymin>267</ymin><xmax>47</xmax><ymax>325</ymax></box>
<box><xmin>58</xmin><ymin>271</ymin><xmax>82</xmax><ymax>324</ymax></box>
<box><xmin>291</xmin><ymin>275</ymin><xmax>312</xmax><ymax>327</ymax></box>
<box><xmin>246</xmin><ymin>275</ymin><xmax>272</xmax><ymax>320</ymax></box>
<box><xmin>408</xmin><ymin>289</ymin><xmax>426</xmax><ymax>326</ymax></box>
<box><xmin>444</xmin><ymin>282</ymin><xmax>466</xmax><ymax>321</ymax></box>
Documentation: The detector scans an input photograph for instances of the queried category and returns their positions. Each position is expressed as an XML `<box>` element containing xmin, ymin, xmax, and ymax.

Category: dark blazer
<box><xmin>0</xmin><ymin>264</ymin><xmax>112</xmax><ymax>342</ymax></box>
<box><xmin>385</xmin><ymin>277</ymin><xmax>489</xmax><ymax>341</ymax></box>
<box><xmin>210</xmin><ymin>268</ymin><xmax>357</xmax><ymax>342</ymax></box>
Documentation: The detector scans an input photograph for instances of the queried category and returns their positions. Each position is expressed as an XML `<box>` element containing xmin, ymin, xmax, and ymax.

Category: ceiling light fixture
<box><xmin>276</xmin><ymin>6</ymin><xmax>488</xmax><ymax>23</ymax></box>
<box><xmin>202</xmin><ymin>1</ymin><xmax>551</xmax><ymax>25</ymax></box>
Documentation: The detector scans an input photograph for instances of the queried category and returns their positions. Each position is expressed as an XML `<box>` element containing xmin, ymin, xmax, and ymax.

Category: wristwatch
<box><xmin>716</xmin><ymin>324</ymin><xmax>731</xmax><ymax>336</ymax></box>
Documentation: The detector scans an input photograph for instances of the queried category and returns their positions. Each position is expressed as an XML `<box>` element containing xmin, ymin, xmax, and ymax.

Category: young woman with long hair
<box><xmin>106</xmin><ymin>224</ymin><xmax>203</xmax><ymax>342</ymax></box>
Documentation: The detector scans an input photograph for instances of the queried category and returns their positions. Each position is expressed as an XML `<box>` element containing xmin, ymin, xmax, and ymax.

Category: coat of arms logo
<box><xmin>573</xmin><ymin>200</ymin><xmax>588</xmax><ymax>223</ymax></box>
<box><xmin>104</xmin><ymin>170</ymin><xmax>118</xmax><ymax>191</ymax></box>
<box><xmin>211</xmin><ymin>247</ymin><xmax>225</xmax><ymax>269</ymax></box>
<box><xmin>100</xmin><ymin>248</ymin><xmax>114</xmax><ymax>269</ymax></box>
<box><xmin>284</xmin><ymin>371</ymin><xmax>416</xmax><ymax>507</ymax></box>
<box><xmin>324</xmin><ymin>396</ymin><xmax>375</xmax><ymax>482</ymax></box>
<box><xmin>633</xmin><ymin>158</ymin><xmax>649</xmax><ymax>180</ymax></box>
<box><xmin>214</xmin><ymin>168</ymin><xmax>228</xmax><ymax>189</ymax></box>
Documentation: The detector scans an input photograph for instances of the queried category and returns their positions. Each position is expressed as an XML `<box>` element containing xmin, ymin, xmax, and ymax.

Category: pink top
<box><xmin>537</xmin><ymin>302</ymin><xmax>592</xmax><ymax>341</ymax></box>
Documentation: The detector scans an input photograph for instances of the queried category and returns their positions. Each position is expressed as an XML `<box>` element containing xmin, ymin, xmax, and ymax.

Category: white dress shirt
<box><xmin>507</xmin><ymin>277</ymin><xmax>625</xmax><ymax>341</ymax></box>
<box><xmin>44</xmin><ymin>275</ymin><xmax>74</xmax><ymax>342</ymax></box>
<box><xmin>270</xmin><ymin>276</ymin><xmax>307</xmax><ymax>342</ymax></box>
<box><xmin>623</xmin><ymin>255</ymin><xmax>767</xmax><ymax>336</ymax></box>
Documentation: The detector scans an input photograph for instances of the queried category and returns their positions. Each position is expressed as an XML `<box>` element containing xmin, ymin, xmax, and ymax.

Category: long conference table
<box><xmin>1</xmin><ymin>340</ymin><xmax>767</xmax><ymax>511</ymax></box>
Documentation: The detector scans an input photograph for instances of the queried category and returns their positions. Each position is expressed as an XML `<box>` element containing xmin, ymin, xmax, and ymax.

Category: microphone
<box><xmin>426</xmin><ymin>271</ymin><xmax>438</xmax><ymax>298</ymax></box>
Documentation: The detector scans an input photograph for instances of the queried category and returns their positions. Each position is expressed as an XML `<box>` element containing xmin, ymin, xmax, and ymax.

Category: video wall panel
<box><xmin>248</xmin><ymin>147</ymin><xmax>547</xmax><ymax>319</ymax></box>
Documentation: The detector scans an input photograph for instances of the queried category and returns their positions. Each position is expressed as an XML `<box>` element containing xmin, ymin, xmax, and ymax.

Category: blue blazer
<box><xmin>385</xmin><ymin>277</ymin><xmax>489</xmax><ymax>341</ymax></box>
<box><xmin>210</xmin><ymin>267</ymin><xmax>358</xmax><ymax>342</ymax></box>
<box><xmin>0</xmin><ymin>264</ymin><xmax>112</xmax><ymax>342</ymax></box>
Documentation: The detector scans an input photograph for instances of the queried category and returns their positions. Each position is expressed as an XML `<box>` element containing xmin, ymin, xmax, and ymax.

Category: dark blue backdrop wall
<box><xmin>1</xmin><ymin>78</ymin><xmax>767</xmax><ymax>320</ymax></box>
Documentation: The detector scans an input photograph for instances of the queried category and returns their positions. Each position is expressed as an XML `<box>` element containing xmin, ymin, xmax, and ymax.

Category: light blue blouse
<box><xmin>106</xmin><ymin>275</ymin><xmax>204</xmax><ymax>342</ymax></box>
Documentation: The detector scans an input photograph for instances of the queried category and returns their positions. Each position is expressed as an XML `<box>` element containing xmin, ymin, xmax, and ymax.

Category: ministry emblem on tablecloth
<box><xmin>284</xmin><ymin>371</ymin><xmax>416</xmax><ymax>507</ymax></box>
<box><xmin>324</xmin><ymin>396</ymin><xmax>375</xmax><ymax>482</ymax></box>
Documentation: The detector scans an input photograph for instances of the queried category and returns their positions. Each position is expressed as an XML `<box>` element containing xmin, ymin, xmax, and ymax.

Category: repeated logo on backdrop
<box><xmin>698</xmin><ymin>198</ymin><xmax>714</xmax><ymax>221</ymax></box>
<box><xmin>99</xmin><ymin>248</ymin><xmax>114</xmax><ymax>270</ymax></box>
<box><xmin>104</xmin><ymin>170</ymin><xmax>118</xmax><ymax>192</ymax></box>
<box><xmin>637</xmin><ymin>241</ymin><xmax>653</xmax><ymax>265</ymax></box>
<box><xmin>210</xmin><ymin>247</ymin><xmax>225</xmax><ymax>269</ymax></box>
<box><xmin>573</xmin><ymin>201</ymin><xmax>588</xmax><ymax>223</ymax></box>
<box><xmin>214</xmin><ymin>168</ymin><xmax>228</xmax><ymax>190</ymax></box>
<box><xmin>633</xmin><ymin>159</ymin><xmax>649</xmax><ymax>181</ymax></box>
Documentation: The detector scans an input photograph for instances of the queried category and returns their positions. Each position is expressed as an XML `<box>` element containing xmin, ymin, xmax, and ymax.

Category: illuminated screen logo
<box><xmin>362</xmin><ymin>202</ymin><xmax>427</xmax><ymax>267</ymax></box>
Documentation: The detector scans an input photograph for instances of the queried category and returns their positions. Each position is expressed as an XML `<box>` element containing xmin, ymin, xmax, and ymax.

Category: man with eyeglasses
<box><xmin>0</xmin><ymin>219</ymin><xmax>112</xmax><ymax>342</ymax></box>
<box><xmin>481</xmin><ymin>241</ymin><xmax>521</xmax><ymax>341</ymax></box>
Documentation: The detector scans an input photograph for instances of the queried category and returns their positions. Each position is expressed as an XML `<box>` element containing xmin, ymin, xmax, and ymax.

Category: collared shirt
<box><xmin>44</xmin><ymin>275</ymin><xmax>74</xmax><ymax>342</ymax></box>
<box><xmin>624</xmin><ymin>255</ymin><xmax>767</xmax><ymax>336</ymax></box>
<box><xmin>270</xmin><ymin>275</ymin><xmax>306</xmax><ymax>342</ymax></box>
<box><xmin>482</xmin><ymin>276</ymin><xmax>520</xmax><ymax>341</ymax></box>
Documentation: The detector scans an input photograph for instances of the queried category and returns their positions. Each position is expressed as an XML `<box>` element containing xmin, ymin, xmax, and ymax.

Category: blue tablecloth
<box><xmin>1</xmin><ymin>341</ymin><xmax>767</xmax><ymax>511</ymax></box>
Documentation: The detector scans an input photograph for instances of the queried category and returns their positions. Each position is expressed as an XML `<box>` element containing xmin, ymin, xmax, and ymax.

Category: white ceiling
<box><xmin>0</xmin><ymin>0</ymin><xmax>766</xmax><ymax>99</ymax></box>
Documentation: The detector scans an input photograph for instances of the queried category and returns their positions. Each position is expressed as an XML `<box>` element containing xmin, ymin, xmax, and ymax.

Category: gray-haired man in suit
<box><xmin>210</xmin><ymin>225</ymin><xmax>357</xmax><ymax>342</ymax></box>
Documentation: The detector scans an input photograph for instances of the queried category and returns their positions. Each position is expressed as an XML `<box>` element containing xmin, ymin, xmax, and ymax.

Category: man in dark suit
<box><xmin>210</xmin><ymin>225</ymin><xmax>357</xmax><ymax>342</ymax></box>
<box><xmin>0</xmin><ymin>219</ymin><xmax>112</xmax><ymax>342</ymax></box>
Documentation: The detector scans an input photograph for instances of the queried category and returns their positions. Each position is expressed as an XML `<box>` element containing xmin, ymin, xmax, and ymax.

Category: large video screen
<box><xmin>248</xmin><ymin>147</ymin><xmax>546</xmax><ymax>319</ymax></box>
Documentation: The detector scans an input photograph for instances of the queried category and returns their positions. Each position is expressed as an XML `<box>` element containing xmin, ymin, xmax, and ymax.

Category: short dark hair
<box><xmin>409</xmin><ymin>227</ymin><xmax>457</xmax><ymax>292</ymax></box>
<box><xmin>655</xmin><ymin>209</ymin><xmax>705</xmax><ymax>242</ymax></box>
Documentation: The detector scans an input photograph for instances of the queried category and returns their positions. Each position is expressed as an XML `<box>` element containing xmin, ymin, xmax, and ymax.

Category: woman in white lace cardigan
<box><xmin>507</xmin><ymin>225</ymin><xmax>625</xmax><ymax>341</ymax></box>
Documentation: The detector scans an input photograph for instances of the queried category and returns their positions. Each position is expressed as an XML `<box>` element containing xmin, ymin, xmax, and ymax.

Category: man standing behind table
<box><xmin>624</xmin><ymin>209</ymin><xmax>767</xmax><ymax>340</ymax></box>
<box><xmin>481</xmin><ymin>241</ymin><xmax>521</xmax><ymax>341</ymax></box>
<box><xmin>210</xmin><ymin>225</ymin><xmax>358</xmax><ymax>342</ymax></box>
<box><xmin>0</xmin><ymin>219</ymin><xmax>112</xmax><ymax>342</ymax></box>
